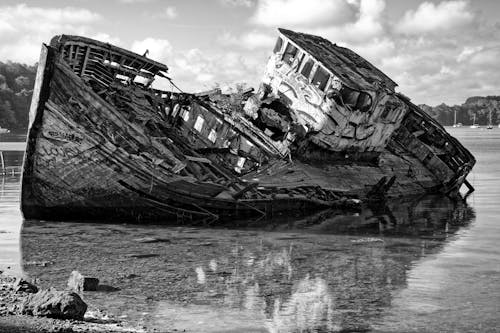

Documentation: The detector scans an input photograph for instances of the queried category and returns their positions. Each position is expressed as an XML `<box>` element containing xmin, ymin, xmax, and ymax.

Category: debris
<box><xmin>125</xmin><ymin>253</ymin><xmax>160</xmax><ymax>258</ymax></box>
<box><xmin>14</xmin><ymin>277</ymin><xmax>38</xmax><ymax>293</ymax></box>
<box><xmin>67</xmin><ymin>271</ymin><xmax>99</xmax><ymax>292</ymax></box>
<box><xmin>132</xmin><ymin>237</ymin><xmax>170</xmax><ymax>243</ymax></box>
<box><xmin>351</xmin><ymin>238</ymin><xmax>385</xmax><ymax>244</ymax></box>
<box><xmin>24</xmin><ymin>260</ymin><xmax>54</xmax><ymax>267</ymax></box>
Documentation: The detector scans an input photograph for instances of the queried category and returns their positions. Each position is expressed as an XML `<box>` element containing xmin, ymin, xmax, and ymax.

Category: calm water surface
<box><xmin>0</xmin><ymin>128</ymin><xmax>499</xmax><ymax>332</ymax></box>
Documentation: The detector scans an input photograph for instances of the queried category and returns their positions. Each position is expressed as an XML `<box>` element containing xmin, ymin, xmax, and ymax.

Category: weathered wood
<box><xmin>20</xmin><ymin>32</ymin><xmax>475</xmax><ymax>223</ymax></box>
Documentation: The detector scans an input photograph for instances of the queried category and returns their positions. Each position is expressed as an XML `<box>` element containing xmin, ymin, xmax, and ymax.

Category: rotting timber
<box><xmin>21</xmin><ymin>29</ymin><xmax>475</xmax><ymax>223</ymax></box>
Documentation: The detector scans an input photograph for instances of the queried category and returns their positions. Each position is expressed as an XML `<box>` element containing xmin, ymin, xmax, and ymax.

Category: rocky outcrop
<box><xmin>20</xmin><ymin>288</ymin><xmax>87</xmax><ymax>320</ymax></box>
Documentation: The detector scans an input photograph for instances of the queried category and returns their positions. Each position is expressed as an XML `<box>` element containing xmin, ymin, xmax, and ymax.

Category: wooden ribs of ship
<box><xmin>21</xmin><ymin>29</ymin><xmax>475</xmax><ymax>223</ymax></box>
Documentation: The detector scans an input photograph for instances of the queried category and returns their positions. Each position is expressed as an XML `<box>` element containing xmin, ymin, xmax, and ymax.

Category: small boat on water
<box><xmin>452</xmin><ymin>110</ymin><xmax>462</xmax><ymax>127</ymax></box>
<box><xmin>21</xmin><ymin>30</ymin><xmax>475</xmax><ymax>222</ymax></box>
<box><xmin>470</xmin><ymin>114</ymin><xmax>480</xmax><ymax>128</ymax></box>
<box><xmin>487</xmin><ymin>109</ymin><xmax>493</xmax><ymax>129</ymax></box>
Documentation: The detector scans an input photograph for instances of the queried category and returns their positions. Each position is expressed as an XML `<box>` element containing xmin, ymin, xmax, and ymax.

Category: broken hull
<box><xmin>21</xmin><ymin>45</ymin><xmax>331</xmax><ymax>222</ymax></box>
<box><xmin>21</xmin><ymin>34</ymin><xmax>475</xmax><ymax>223</ymax></box>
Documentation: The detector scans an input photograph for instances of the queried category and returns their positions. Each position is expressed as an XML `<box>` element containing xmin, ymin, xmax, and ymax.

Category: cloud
<box><xmin>251</xmin><ymin>0</ymin><xmax>357</xmax><ymax>27</ymax></box>
<box><xmin>131</xmin><ymin>38</ymin><xmax>172</xmax><ymax>62</ymax></box>
<box><xmin>307</xmin><ymin>0</ymin><xmax>386</xmax><ymax>44</ymax></box>
<box><xmin>0</xmin><ymin>4</ymin><xmax>101</xmax><ymax>63</ymax></box>
<box><xmin>218</xmin><ymin>30</ymin><xmax>275</xmax><ymax>49</ymax></box>
<box><xmin>171</xmin><ymin>48</ymin><xmax>266</xmax><ymax>92</ymax></box>
<box><xmin>153</xmin><ymin>6</ymin><xmax>178</xmax><ymax>19</ymax></box>
<box><xmin>90</xmin><ymin>33</ymin><xmax>122</xmax><ymax>46</ymax></box>
<box><xmin>395</xmin><ymin>1</ymin><xmax>475</xmax><ymax>35</ymax></box>
<box><xmin>457</xmin><ymin>45</ymin><xmax>483</xmax><ymax>62</ymax></box>
<box><xmin>345</xmin><ymin>37</ymin><xmax>395</xmax><ymax>64</ymax></box>
<box><xmin>467</xmin><ymin>47</ymin><xmax>500</xmax><ymax>67</ymax></box>
<box><xmin>118</xmin><ymin>0</ymin><xmax>156</xmax><ymax>3</ymax></box>
<box><xmin>219</xmin><ymin>0</ymin><xmax>255</xmax><ymax>7</ymax></box>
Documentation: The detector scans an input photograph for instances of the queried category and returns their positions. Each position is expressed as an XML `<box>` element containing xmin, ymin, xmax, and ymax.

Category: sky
<box><xmin>0</xmin><ymin>0</ymin><xmax>499</xmax><ymax>106</ymax></box>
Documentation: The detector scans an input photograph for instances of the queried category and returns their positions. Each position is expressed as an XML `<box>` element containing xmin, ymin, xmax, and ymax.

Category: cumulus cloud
<box><xmin>251</xmin><ymin>0</ymin><xmax>357</xmax><ymax>27</ymax></box>
<box><xmin>345</xmin><ymin>37</ymin><xmax>395</xmax><ymax>64</ymax></box>
<box><xmin>395</xmin><ymin>1</ymin><xmax>475</xmax><ymax>35</ymax></box>
<box><xmin>467</xmin><ymin>47</ymin><xmax>500</xmax><ymax>67</ymax></box>
<box><xmin>0</xmin><ymin>4</ymin><xmax>101</xmax><ymax>63</ymax></box>
<box><xmin>131</xmin><ymin>38</ymin><xmax>172</xmax><ymax>62</ymax></box>
<box><xmin>90</xmin><ymin>33</ymin><xmax>122</xmax><ymax>46</ymax></box>
<box><xmin>457</xmin><ymin>46</ymin><xmax>483</xmax><ymax>62</ymax></box>
<box><xmin>153</xmin><ymin>6</ymin><xmax>178</xmax><ymax>19</ymax></box>
<box><xmin>308</xmin><ymin>0</ymin><xmax>386</xmax><ymax>44</ymax></box>
<box><xmin>219</xmin><ymin>0</ymin><xmax>255</xmax><ymax>7</ymax></box>
<box><xmin>218</xmin><ymin>30</ymin><xmax>275</xmax><ymax>49</ymax></box>
<box><xmin>118</xmin><ymin>0</ymin><xmax>156</xmax><ymax>3</ymax></box>
<box><xmin>171</xmin><ymin>48</ymin><xmax>266</xmax><ymax>92</ymax></box>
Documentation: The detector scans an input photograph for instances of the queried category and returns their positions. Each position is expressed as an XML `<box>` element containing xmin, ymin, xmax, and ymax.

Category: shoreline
<box><xmin>0</xmin><ymin>273</ymin><xmax>148</xmax><ymax>333</ymax></box>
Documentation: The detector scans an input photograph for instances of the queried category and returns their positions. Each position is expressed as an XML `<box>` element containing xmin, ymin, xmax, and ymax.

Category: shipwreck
<box><xmin>21</xmin><ymin>29</ymin><xmax>475</xmax><ymax>222</ymax></box>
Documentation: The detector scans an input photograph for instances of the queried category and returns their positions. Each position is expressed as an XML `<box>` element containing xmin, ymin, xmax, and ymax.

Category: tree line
<box><xmin>420</xmin><ymin>96</ymin><xmax>500</xmax><ymax>126</ymax></box>
<box><xmin>0</xmin><ymin>61</ymin><xmax>37</xmax><ymax>133</ymax></box>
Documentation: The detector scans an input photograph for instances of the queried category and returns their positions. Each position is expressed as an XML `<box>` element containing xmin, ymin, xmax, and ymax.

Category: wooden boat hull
<box><xmin>21</xmin><ymin>45</ymin><xmax>332</xmax><ymax>222</ymax></box>
<box><xmin>21</xmin><ymin>35</ymin><xmax>475</xmax><ymax>223</ymax></box>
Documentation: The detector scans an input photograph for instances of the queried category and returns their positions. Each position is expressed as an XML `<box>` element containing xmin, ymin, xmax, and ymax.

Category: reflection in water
<box><xmin>267</xmin><ymin>276</ymin><xmax>336</xmax><ymax>333</ymax></box>
<box><xmin>0</xmin><ymin>175</ymin><xmax>22</xmax><ymax>274</ymax></box>
<box><xmin>238</xmin><ymin>194</ymin><xmax>475</xmax><ymax>238</ymax></box>
<box><xmin>20</xmin><ymin>194</ymin><xmax>474</xmax><ymax>332</ymax></box>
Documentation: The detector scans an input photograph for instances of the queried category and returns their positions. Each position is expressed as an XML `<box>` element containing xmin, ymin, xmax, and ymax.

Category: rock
<box><xmin>20</xmin><ymin>288</ymin><xmax>87</xmax><ymax>320</ymax></box>
<box><xmin>126</xmin><ymin>273</ymin><xmax>139</xmax><ymax>279</ymax></box>
<box><xmin>351</xmin><ymin>237</ymin><xmax>384</xmax><ymax>244</ymax></box>
<box><xmin>67</xmin><ymin>271</ymin><xmax>99</xmax><ymax>292</ymax></box>
<box><xmin>25</xmin><ymin>260</ymin><xmax>54</xmax><ymax>267</ymax></box>
<box><xmin>132</xmin><ymin>237</ymin><xmax>170</xmax><ymax>243</ymax></box>
<box><xmin>124</xmin><ymin>253</ymin><xmax>159</xmax><ymax>258</ymax></box>
<box><xmin>14</xmin><ymin>277</ymin><xmax>38</xmax><ymax>293</ymax></box>
<box><xmin>96</xmin><ymin>284</ymin><xmax>120</xmax><ymax>292</ymax></box>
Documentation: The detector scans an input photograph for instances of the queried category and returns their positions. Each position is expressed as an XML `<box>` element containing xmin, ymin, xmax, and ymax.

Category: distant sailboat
<box><xmin>470</xmin><ymin>114</ymin><xmax>480</xmax><ymax>129</ymax></box>
<box><xmin>487</xmin><ymin>109</ymin><xmax>493</xmax><ymax>129</ymax></box>
<box><xmin>452</xmin><ymin>109</ymin><xmax>462</xmax><ymax>127</ymax></box>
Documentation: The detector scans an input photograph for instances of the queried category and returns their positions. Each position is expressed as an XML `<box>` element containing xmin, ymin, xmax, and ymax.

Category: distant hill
<box><xmin>419</xmin><ymin>96</ymin><xmax>500</xmax><ymax>126</ymax></box>
<box><xmin>0</xmin><ymin>61</ymin><xmax>37</xmax><ymax>133</ymax></box>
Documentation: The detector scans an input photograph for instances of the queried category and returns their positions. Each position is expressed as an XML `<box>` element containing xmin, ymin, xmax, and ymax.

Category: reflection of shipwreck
<box><xmin>22</xmin><ymin>29</ymin><xmax>475</xmax><ymax>222</ymax></box>
<box><xmin>21</xmin><ymin>194</ymin><xmax>474</xmax><ymax>331</ymax></box>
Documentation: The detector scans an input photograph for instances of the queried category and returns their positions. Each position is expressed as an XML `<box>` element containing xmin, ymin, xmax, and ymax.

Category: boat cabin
<box><xmin>263</xmin><ymin>29</ymin><xmax>399</xmax><ymax>131</ymax></box>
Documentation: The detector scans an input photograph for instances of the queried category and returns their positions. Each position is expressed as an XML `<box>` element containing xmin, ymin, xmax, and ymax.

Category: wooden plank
<box><xmin>186</xmin><ymin>155</ymin><xmax>212</xmax><ymax>164</ymax></box>
<box><xmin>80</xmin><ymin>46</ymin><xmax>91</xmax><ymax>76</ymax></box>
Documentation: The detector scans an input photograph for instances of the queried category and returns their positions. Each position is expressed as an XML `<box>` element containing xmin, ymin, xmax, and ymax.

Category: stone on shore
<box><xmin>14</xmin><ymin>277</ymin><xmax>38</xmax><ymax>293</ymax></box>
<box><xmin>67</xmin><ymin>270</ymin><xmax>99</xmax><ymax>292</ymax></box>
<box><xmin>20</xmin><ymin>288</ymin><xmax>87</xmax><ymax>320</ymax></box>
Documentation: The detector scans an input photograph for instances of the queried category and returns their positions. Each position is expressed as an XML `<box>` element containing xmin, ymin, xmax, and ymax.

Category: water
<box><xmin>1</xmin><ymin>128</ymin><xmax>499</xmax><ymax>332</ymax></box>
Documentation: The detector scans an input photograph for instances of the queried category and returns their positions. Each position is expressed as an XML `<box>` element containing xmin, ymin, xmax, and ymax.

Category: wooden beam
<box><xmin>80</xmin><ymin>46</ymin><xmax>91</xmax><ymax>76</ymax></box>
